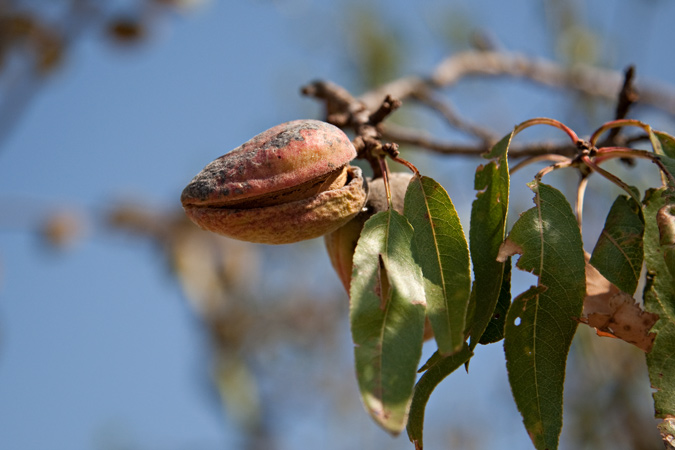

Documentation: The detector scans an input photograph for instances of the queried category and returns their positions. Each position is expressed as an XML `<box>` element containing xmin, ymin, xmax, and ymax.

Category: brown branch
<box><xmin>303</xmin><ymin>78</ymin><xmax>582</xmax><ymax>160</ymax></box>
<box><xmin>301</xmin><ymin>80</ymin><xmax>401</xmax><ymax>177</ymax></box>
<box><xmin>410</xmin><ymin>87</ymin><xmax>497</xmax><ymax>144</ymax></box>
<box><xmin>368</xmin><ymin>94</ymin><xmax>401</xmax><ymax>126</ymax></box>
<box><xmin>302</xmin><ymin>54</ymin><xmax>675</xmax><ymax>163</ymax></box>
<box><xmin>381</xmin><ymin>122</ymin><xmax>578</xmax><ymax>158</ymax></box>
<box><xmin>357</xmin><ymin>50</ymin><xmax>675</xmax><ymax>117</ymax></box>
<box><xmin>604</xmin><ymin>65</ymin><xmax>639</xmax><ymax>145</ymax></box>
<box><xmin>615</xmin><ymin>65</ymin><xmax>639</xmax><ymax>121</ymax></box>
<box><xmin>300</xmin><ymin>80</ymin><xmax>367</xmax><ymax>127</ymax></box>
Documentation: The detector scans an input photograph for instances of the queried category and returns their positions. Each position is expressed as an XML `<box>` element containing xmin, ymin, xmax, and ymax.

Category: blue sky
<box><xmin>1</xmin><ymin>1</ymin><xmax>674</xmax><ymax>449</ymax></box>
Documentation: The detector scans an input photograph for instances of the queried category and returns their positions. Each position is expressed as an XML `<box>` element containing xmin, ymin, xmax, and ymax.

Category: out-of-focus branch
<box><xmin>305</xmin><ymin>50</ymin><xmax>675</xmax><ymax>162</ymax></box>
<box><xmin>381</xmin><ymin>122</ymin><xmax>578</xmax><ymax>158</ymax></box>
<box><xmin>602</xmin><ymin>65</ymin><xmax>639</xmax><ymax>147</ymax></box>
<box><xmin>410</xmin><ymin>87</ymin><xmax>497</xmax><ymax>144</ymax></box>
<box><xmin>0</xmin><ymin>1</ymin><xmax>197</xmax><ymax>150</ymax></box>
<box><xmin>358</xmin><ymin>50</ymin><xmax>675</xmax><ymax>117</ymax></box>
<box><xmin>303</xmin><ymin>77</ymin><xmax>582</xmax><ymax>160</ymax></box>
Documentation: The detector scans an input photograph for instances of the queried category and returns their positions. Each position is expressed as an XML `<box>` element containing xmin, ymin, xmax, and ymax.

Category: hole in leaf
<box><xmin>514</xmin><ymin>317</ymin><xmax>521</xmax><ymax>326</ymax></box>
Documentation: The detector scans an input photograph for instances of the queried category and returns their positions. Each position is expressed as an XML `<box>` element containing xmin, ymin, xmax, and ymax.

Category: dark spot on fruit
<box><xmin>266</xmin><ymin>125</ymin><xmax>307</xmax><ymax>149</ymax></box>
<box><xmin>183</xmin><ymin>180</ymin><xmax>213</xmax><ymax>201</ymax></box>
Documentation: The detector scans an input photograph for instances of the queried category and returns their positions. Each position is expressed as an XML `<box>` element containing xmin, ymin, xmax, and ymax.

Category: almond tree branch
<box><xmin>302</xmin><ymin>79</ymin><xmax>581</xmax><ymax>159</ymax></box>
<box><xmin>410</xmin><ymin>87</ymin><xmax>497</xmax><ymax>144</ymax></box>
<box><xmin>357</xmin><ymin>50</ymin><xmax>675</xmax><ymax>117</ymax></box>
<box><xmin>303</xmin><ymin>50</ymin><xmax>675</xmax><ymax>162</ymax></box>
<box><xmin>380</xmin><ymin>122</ymin><xmax>578</xmax><ymax>158</ymax></box>
<box><xmin>603</xmin><ymin>65</ymin><xmax>639</xmax><ymax>145</ymax></box>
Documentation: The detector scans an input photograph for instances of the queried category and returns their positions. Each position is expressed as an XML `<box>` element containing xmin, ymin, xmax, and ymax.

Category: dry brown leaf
<box><xmin>580</xmin><ymin>258</ymin><xmax>658</xmax><ymax>352</ymax></box>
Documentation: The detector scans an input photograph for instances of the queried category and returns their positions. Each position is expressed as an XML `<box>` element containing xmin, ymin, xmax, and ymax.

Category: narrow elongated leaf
<box><xmin>479</xmin><ymin>258</ymin><xmax>512</xmax><ymax>344</ymax></box>
<box><xmin>350</xmin><ymin>209</ymin><xmax>427</xmax><ymax>435</ymax></box>
<box><xmin>468</xmin><ymin>132</ymin><xmax>511</xmax><ymax>349</ymax></box>
<box><xmin>500</xmin><ymin>182</ymin><xmax>586</xmax><ymax>450</ymax></box>
<box><xmin>644</xmin><ymin>188</ymin><xmax>675</xmax><ymax>419</ymax></box>
<box><xmin>406</xmin><ymin>344</ymin><xmax>473</xmax><ymax>449</ymax></box>
<box><xmin>590</xmin><ymin>195</ymin><xmax>644</xmax><ymax>295</ymax></box>
<box><xmin>404</xmin><ymin>175</ymin><xmax>471</xmax><ymax>355</ymax></box>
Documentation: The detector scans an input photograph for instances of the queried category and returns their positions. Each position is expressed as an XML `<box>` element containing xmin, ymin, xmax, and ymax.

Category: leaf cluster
<box><xmin>346</xmin><ymin>118</ymin><xmax>675</xmax><ymax>449</ymax></box>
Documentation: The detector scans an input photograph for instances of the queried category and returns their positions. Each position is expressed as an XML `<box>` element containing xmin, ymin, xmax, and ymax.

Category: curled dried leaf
<box><xmin>580</xmin><ymin>259</ymin><xmax>658</xmax><ymax>352</ymax></box>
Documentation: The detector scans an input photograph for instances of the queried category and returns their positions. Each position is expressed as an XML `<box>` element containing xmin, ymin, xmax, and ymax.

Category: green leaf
<box><xmin>649</xmin><ymin>130</ymin><xmax>675</xmax><ymax>189</ymax></box>
<box><xmin>590</xmin><ymin>195</ymin><xmax>644</xmax><ymax>295</ymax></box>
<box><xmin>468</xmin><ymin>132</ymin><xmax>511</xmax><ymax>349</ymax></box>
<box><xmin>644</xmin><ymin>188</ymin><xmax>675</xmax><ymax>419</ymax></box>
<box><xmin>479</xmin><ymin>258</ymin><xmax>512</xmax><ymax>344</ymax></box>
<box><xmin>406</xmin><ymin>344</ymin><xmax>473</xmax><ymax>449</ymax></box>
<box><xmin>658</xmin><ymin>203</ymin><xmax>675</xmax><ymax>277</ymax></box>
<box><xmin>501</xmin><ymin>182</ymin><xmax>586</xmax><ymax>450</ymax></box>
<box><xmin>652</xmin><ymin>129</ymin><xmax>675</xmax><ymax>159</ymax></box>
<box><xmin>350</xmin><ymin>209</ymin><xmax>427</xmax><ymax>435</ymax></box>
<box><xmin>404</xmin><ymin>175</ymin><xmax>471</xmax><ymax>355</ymax></box>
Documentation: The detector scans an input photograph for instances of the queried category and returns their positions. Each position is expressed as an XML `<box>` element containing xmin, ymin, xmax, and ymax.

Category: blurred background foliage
<box><xmin>0</xmin><ymin>0</ymin><xmax>673</xmax><ymax>449</ymax></box>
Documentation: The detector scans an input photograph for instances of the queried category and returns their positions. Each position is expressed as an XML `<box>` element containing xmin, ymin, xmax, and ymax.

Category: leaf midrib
<box><xmin>420</xmin><ymin>178</ymin><xmax>452</xmax><ymax>340</ymax></box>
<box><xmin>375</xmin><ymin>211</ymin><xmax>393</xmax><ymax>417</ymax></box>
<box><xmin>534</xmin><ymin>184</ymin><xmax>544</xmax><ymax>440</ymax></box>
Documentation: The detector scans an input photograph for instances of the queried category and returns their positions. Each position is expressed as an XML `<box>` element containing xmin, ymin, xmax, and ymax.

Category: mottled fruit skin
<box><xmin>181</xmin><ymin>120</ymin><xmax>367</xmax><ymax>244</ymax></box>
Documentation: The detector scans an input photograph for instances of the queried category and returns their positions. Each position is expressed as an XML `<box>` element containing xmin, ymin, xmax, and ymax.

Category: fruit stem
<box><xmin>580</xmin><ymin>155</ymin><xmax>642</xmax><ymax>204</ymax></box>
<box><xmin>533</xmin><ymin>158</ymin><xmax>574</xmax><ymax>182</ymax></box>
<box><xmin>383</xmin><ymin>143</ymin><xmax>421</xmax><ymax>177</ymax></box>
<box><xmin>589</xmin><ymin>119</ymin><xmax>650</xmax><ymax>146</ymax></box>
<box><xmin>513</xmin><ymin>117</ymin><xmax>580</xmax><ymax>144</ymax></box>
<box><xmin>379</xmin><ymin>157</ymin><xmax>394</xmax><ymax>209</ymax></box>
<box><xmin>509</xmin><ymin>154</ymin><xmax>570</xmax><ymax>175</ymax></box>
<box><xmin>595</xmin><ymin>146</ymin><xmax>675</xmax><ymax>187</ymax></box>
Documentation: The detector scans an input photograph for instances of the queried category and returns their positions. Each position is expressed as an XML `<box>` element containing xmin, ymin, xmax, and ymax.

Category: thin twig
<box><xmin>509</xmin><ymin>154</ymin><xmax>571</xmax><ymax>174</ymax></box>
<box><xmin>411</xmin><ymin>87</ymin><xmax>497</xmax><ymax>144</ymax></box>
<box><xmin>595</xmin><ymin>147</ymin><xmax>675</xmax><ymax>187</ymax></box>
<box><xmin>534</xmin><ymin>158</ymin><xmax>575</xmax><ymax>183</ymax></box>
<box><xmin>368</xmin><ymin>95</ymin><xmax>401</xmax><ymax>126</ymax></box>
<box><xmin>581</xmin><ymin>155</ymin><xmax>642</xmax><ymax>204</ymax></box>
<box><xmin>381</xmin><ymin>122</ymin><xmax>578</xmax><ymax>158</ymax></box>
<box><xmin>379</xmin><ymin>158</ymin><xmax>392</xmax><ymax>208</ymax></box>
<box><xmin>604</xmin><ymin>66</ymin><xmax>639</xmax><ymax>145</ymax></box>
